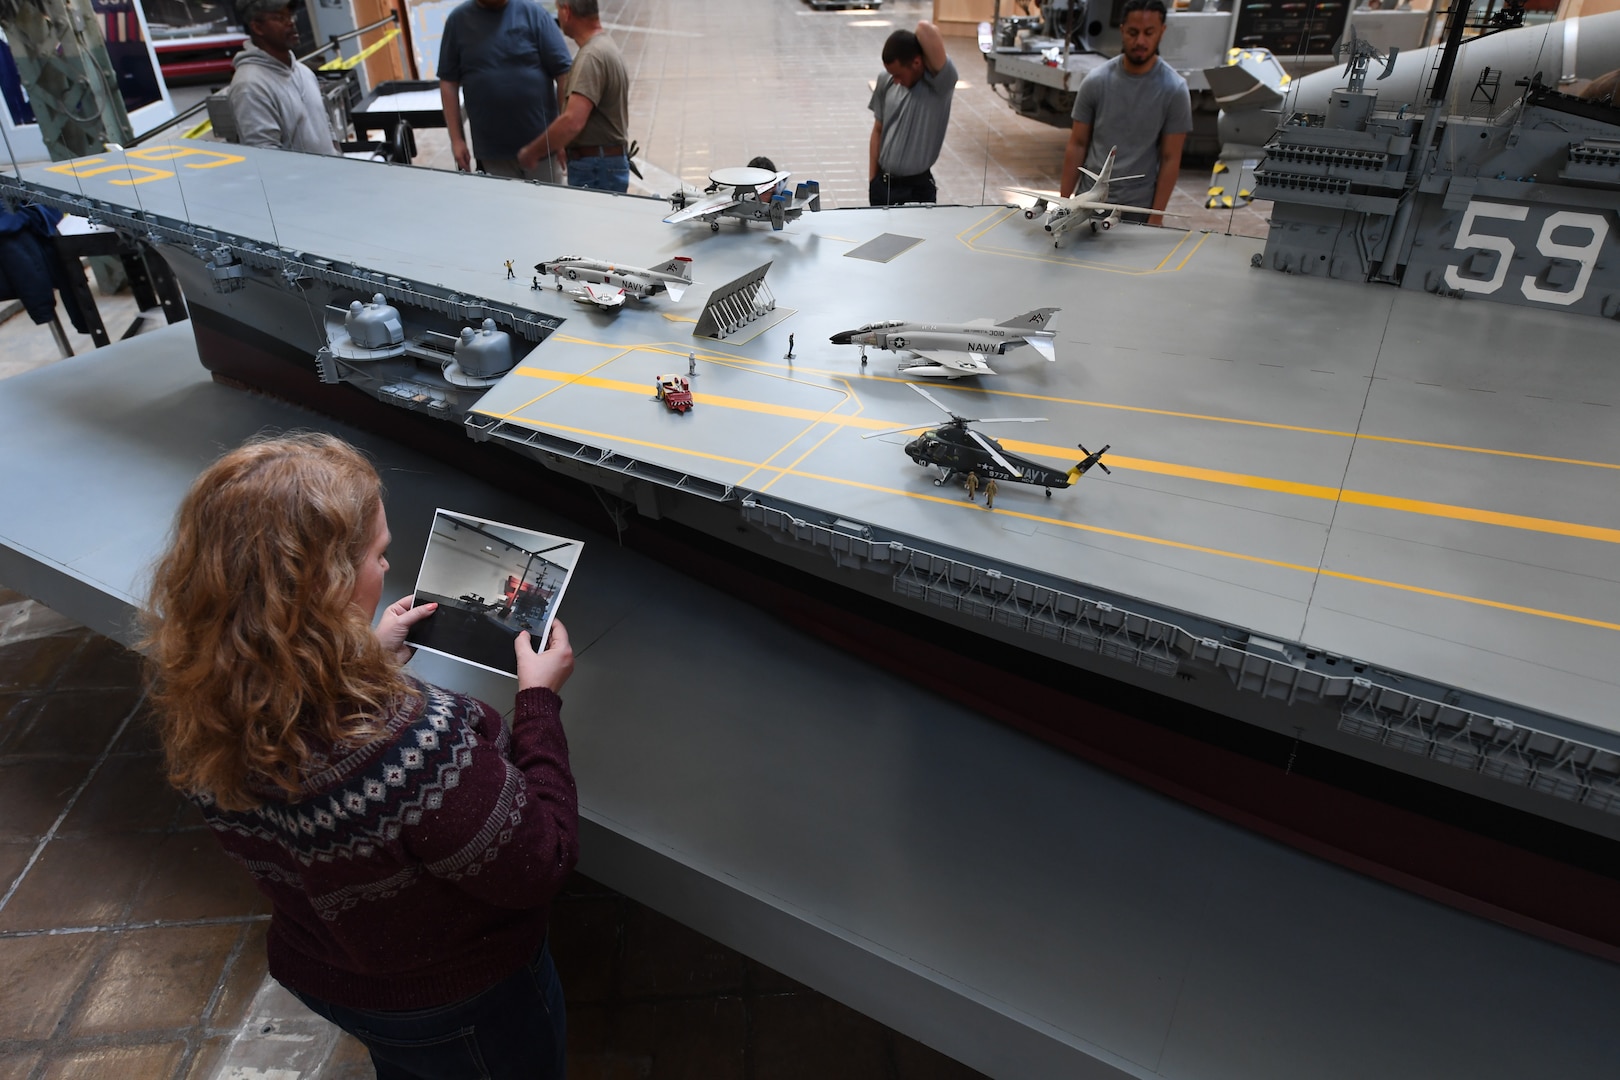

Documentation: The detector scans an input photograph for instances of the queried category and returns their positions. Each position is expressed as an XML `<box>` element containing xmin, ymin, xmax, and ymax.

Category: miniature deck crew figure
<box><xmin>438</xmin><ymin>0</ymin><xmax>572</xmax><ymax>182</ymax></box>
<box><xmin>688</xmin><ymin>351</ymin><xmax>697</xmax><ymax>377</ymax></box>
<box><xmin>518</xmin><ymin>0</ymin><xmax>631</xmax><ymax>192</ymax></box>
<box><xmin>868</xmin><ymin>21</ymin><xmax>956</xmax><ymax>205</ymax></box>
<box><xmin>964</xmin><ymin>471</ymin><xmax>979</xmax><ymax>502</ymax></box>
<box><xmin>786</xmin><ymin>333</ymin><xmax>795</xmax><ymax>359</ymax></box>
<box><xmin>228</xmin><ymin>0</ymin><xmax>338</xmax><ymax>155</ymax></box>
<box><xmin>984</xmin><ymin>478</ymin><xmax>998</xmax><ymax>509</ymax></box>
<box><xmin>505</xmin><ymin>259</ymin><xmax>515</xmax><ymax>279</ymax></box>
<box><xmin>1058</xmin><ymin>0</ymin><xmax>1192</xmax><ymax>225</ymax></box>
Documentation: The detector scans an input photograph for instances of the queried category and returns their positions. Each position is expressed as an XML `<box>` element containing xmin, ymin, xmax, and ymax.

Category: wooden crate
<box><xmin>933</xmin><ymin>0</ymin><xmax>995</xmax><ymax>36</ymax></box>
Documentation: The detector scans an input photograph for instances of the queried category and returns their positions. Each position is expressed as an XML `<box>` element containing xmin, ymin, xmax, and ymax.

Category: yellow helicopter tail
<box><xmin>1065</xmin><ymin>464</ymin><xmax>1081</xmax><ymax>485</ymax></box>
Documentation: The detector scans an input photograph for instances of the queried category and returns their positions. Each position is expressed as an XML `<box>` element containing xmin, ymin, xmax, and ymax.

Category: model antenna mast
<box><xmin>1374</xmin><ymin>0</ymin><xmax>1527</xmax><ymax>282</ymax></box>
<box><xmin>1336</xmin><ymin>27</ymin><xmax>1398</xmax><ymax>96</ymax></box>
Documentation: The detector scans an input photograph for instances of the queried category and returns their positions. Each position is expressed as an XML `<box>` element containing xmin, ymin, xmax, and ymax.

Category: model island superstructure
<box><xmin>1258</xmin><ymin>0</ymin><xmax>1620</xmax><ymax>319</ymax></box>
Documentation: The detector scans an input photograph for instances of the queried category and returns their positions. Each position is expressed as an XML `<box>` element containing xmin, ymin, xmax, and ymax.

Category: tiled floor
<box><xmin>0</xmin><ymin>597</ymin><xmax>984</xmax><ymax>1080</ymax></box>
<box><xmin>0</xmin><ymin>3</ymin><xmax>1278</xmax><ymax>1074</ymax></box>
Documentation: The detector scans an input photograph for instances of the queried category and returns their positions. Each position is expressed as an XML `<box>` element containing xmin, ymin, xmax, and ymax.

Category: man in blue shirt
<box><xmin>438</xmin><ymin>0</ymin><xmax>572</xmax><ymax>182</ymax></box>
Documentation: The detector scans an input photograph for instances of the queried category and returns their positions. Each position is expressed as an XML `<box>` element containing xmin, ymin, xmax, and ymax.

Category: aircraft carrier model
<box><xmin>4</xmin><ymin>2</ymin><xmax>1618</xmax><ymax>940</ymax></box>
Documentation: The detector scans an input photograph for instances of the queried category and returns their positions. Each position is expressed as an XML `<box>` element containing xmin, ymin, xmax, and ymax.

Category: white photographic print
<box><xmin>405</xmin><ymin>509</ymin><xmax>583</xmax><ymax>677</ymax></box>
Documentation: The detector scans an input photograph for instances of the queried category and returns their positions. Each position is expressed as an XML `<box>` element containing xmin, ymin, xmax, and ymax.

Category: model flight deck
<box><xmin>7</xmin><ymin>112</ymin><xmax>1619</xmax><ymax>844</ymax></box>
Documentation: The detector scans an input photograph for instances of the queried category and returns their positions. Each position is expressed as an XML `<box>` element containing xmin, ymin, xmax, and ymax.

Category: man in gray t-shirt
<box><xmin>1060</xmin><ymin>0</ymin><xmax>1192</xmax><ymax>223</ymax></box>
<box><xmin>868</xmin><ymin>20</ymin><xmax>957</xmax><ymax>206</ymax></box>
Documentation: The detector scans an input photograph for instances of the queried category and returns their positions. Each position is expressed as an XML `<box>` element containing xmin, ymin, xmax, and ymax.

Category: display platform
<box><xmin>3</xmin><ymin>326</ymin><xmax>1619</xmax><ymax>1080</ymax></box>
<box><xmin>8</xmin><ymin>140</ymin><xmax>1620</xmax><ymax>846</ymax></box>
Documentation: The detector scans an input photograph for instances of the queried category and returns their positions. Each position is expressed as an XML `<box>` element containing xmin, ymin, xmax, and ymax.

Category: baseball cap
<box><xmin>236</xmin><ymin>0</ymin><xmax>302</xmax><ymax>30</ymax></box>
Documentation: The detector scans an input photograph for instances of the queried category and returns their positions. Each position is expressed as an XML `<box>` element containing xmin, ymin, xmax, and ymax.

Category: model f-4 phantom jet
<box><xmin>829</xmin><ymin>308</ymin><xmax>1059</xmax><ymax>378</ymax></box>
<box><xmin>535</xmin><ymin>255</ymin><xmax>694</xmax><ymax>302</ymax></box>
<box><xmin>1012</xmin><ymin>147</ymin><xmax>1171</xmax><ymax>247</ymax></box>
<box><xmin>665</xmin><ymin>166</ymin><xmax>821</xmax><ymax>231</ymax></box>
<box><xmin>864</xmin><ymin>384</ymin><xmax>1110</xmax><ymax>497</ymax></box>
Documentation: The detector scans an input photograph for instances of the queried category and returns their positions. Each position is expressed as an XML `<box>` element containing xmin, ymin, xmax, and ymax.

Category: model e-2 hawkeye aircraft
<box><xmin>665</xmin><ymin>166</ymin><xmax>822</xmax><ymax>231</ymax></box>
<box><xmin>535</xmin><ymin>255</ymin><xmax>694</xmax><ymax>303</ymax></box>
<box><xmin>830</xmin><ymin>308</ymin><xmax>1059</xmax><ymax>378</ymax></box>
<box><xmin>1012</xmin><ymin>147</ymin><xmax>1171</xmax><ymax>247</ymax></box>
<box><xmin>865</xmin><ymin>384</ymin><xmax>1110</xmax><ymax>497</ymax></box>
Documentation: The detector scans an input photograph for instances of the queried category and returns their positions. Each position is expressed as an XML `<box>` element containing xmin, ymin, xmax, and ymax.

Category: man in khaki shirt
<box><xmin>517</xmin><ymin>0</ymin><xmax>629</xmax><ymax>192</ymax></box>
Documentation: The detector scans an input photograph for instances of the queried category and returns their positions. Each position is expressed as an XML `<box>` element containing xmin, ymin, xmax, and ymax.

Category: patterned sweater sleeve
<box><xmin>404</xmin><ymin>687</ymin><xmax>579</xmax><ymax>908</ymax></box>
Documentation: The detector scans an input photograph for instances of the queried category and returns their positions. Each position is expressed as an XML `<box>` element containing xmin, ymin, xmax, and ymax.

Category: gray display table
<box><xmin>3</xmin><ymin>326</ymin><xmax>1617</xmax><ymax>1079</ymax></box>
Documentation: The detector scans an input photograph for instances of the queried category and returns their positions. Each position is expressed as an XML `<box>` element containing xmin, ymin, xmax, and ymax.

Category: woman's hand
<box><xmin>374</xmin><ymin>594</ymin><xmax>437</xmax><ymax>665</ymax></box>
<box><xmin>515</xmin><ymin>619</ymin><xmax>573</xmax><ymax>694</ymax></box>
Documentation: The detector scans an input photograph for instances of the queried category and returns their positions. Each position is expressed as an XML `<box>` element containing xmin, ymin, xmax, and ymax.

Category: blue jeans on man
<box><xmin>290</xmin><ymin>939</ymin><xmax>566</xmax><ymax>1080</ymax></box>
<box><xmin>567</xmin><ymin>153</ymin><xmax>629</xmax><ymax>193</ymax></box>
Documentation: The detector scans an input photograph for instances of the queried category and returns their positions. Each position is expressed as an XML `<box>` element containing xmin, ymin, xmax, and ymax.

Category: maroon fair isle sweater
<box><xmin>196</xmin><ymin>680</ymin><xmax>578</xmax><ymax>1010</ymax></box>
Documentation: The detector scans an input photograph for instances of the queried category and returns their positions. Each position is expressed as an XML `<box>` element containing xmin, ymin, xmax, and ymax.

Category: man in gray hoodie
<box><xmin>228</xmin><ymin>0</ymin><xmax>337</xmax><ymax>155</ymax></box>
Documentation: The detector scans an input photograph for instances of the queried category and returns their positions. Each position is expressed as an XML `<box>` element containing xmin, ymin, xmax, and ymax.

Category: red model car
<box><xmin>655</xmin><ymin>373</ymin><xmax>694</xmax><ymax>413</ymax></box>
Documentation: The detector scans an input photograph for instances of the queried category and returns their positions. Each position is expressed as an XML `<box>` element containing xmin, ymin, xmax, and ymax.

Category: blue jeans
<box><xmin>567</xmin><ymin>153</ymin><xmax>629</xmax><ymax>193</ymax></box>
<box><xmin>289</xmin><ymin>939</ymin><xmax>566</xmax><ymax>1080</ymax></box>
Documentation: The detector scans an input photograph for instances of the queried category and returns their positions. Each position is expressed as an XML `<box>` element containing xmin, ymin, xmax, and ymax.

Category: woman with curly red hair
<box><xmin>144</xmin><ymin>431</ymin><xmax>577</xmax><ymax>1079</ymax></box>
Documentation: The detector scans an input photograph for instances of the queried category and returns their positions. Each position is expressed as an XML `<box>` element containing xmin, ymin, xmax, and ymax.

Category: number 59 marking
<box><xmin>1442</xmin><ymin>201</ymin><xmax>1610</xmax><ymax>307</ymax></box>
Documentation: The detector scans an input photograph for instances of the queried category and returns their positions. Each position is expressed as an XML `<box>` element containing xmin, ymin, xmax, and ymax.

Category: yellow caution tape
<box><xmin>319</xmin><ymin>28</ymin><xmax>400</xmax><ymax>71</ymax></box>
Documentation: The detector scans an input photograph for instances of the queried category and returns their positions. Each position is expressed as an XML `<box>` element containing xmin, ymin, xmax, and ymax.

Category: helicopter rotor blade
<box><xmin>861</xmin><ymin>423</ymin><xmax>933</xmax><ymax>440</ymax></box>
<box><xmin>968</xmin><ymin>429</ymin><xmax>1024</xmax><ymax>478</ymax></box>
<box><xmin>906</xmin><ymin>382</ymin><xmax>965</xmax><ymax>421</ymax></box>
<box><xmin>970</xmin><ymin>416</ymin><xmax>1047</xmax><ymax>425</ymax></box>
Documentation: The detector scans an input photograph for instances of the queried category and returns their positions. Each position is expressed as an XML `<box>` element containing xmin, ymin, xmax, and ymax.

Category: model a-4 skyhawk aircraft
<box><xmin>664</xmin><ymin>166</ymin><xmax>821</xmax><ymax>231</ymax></box>
<box><xmin>535</xmin><ymin>255</ymin><xmax>694</xmax><ymax>305</ymax></box>
<box><xmin>829</xmin><ymin>308</ymin><xmax>1059</xmax><ymax>378</ymax></box>
<box><xmin>1012</xmin><ymin>147</ymin><xmax>1174</xmax><ymax>246</ymax></box>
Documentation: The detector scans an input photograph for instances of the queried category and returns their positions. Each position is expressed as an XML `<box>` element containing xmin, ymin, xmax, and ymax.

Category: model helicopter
<box><xmin>665</xmin><ymin>166</ymin><xmax>822</xmax><ymax>231</ymax></box>
<box><xmin>864</xmin><ymin>384</ymin><xmax>1110</xmax><ymax>497</ymax></box>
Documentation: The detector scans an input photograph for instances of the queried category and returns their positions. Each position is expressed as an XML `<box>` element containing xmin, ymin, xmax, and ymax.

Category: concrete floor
<box><xmin>0</xmin><ymin>3</ymin><xmax>1272</xmax><ymax>1076</ymax></box>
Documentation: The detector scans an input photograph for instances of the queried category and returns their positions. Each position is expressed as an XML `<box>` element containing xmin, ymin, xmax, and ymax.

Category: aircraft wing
<box><xmin>1009</xmin><ymin>187</ymin><xmax>1062</xmax><ymax>204</ymax></box>
<box><xmin>916</xmin><ymin>350</ymin><xmax>995</xmax><ymax>375</ymax></box>
<box><xmin>1088</xmin><ymin>201</ymin><xmax>1181</xmax><ymax>216</ymax></box>
<box><xmin>664</xmin><ymin>194</ymin><xmax>738</xmax><ymax>223</ymax></box>
<box><xmin>576</xmin><ymin>282</ymin><xmax>626</xmax><ymax>309</ymax></box>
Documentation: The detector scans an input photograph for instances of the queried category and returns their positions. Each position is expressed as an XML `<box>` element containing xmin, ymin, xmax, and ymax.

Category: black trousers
<box><xmin>869</xmin><ymin>170</ymin><xmax>937</xmax><ymax>206</ymax></box>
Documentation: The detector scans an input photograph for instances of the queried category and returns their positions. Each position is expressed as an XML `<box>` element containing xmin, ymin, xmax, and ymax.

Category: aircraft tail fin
<box><xmin>1075</xmin><ymin>443</ymin><xmax>1112</xmax><ymax>478</ymax></box>
<box><xmin>649</xmin><ymin>256</ymin><xmax>694</xmax><ymax>281</ymax></box>
<box><xmin>664</xmin><ymin>283</ymin><xmax>688</xmax><ymax>302</ymax></box>
<box><xmin>797</xmin><ymin>180</ymin><xmax>822</xmax><ymax>211</ymax></box>
<box><xmin>1026</xmin><ymin>336</ymin><xmax>1056</xmax><ymax>362</ymax></box>
<box><xmin>996</xmin><ymin>307</ymin><xmax>1060</xmax><ymax>331</ymax></box>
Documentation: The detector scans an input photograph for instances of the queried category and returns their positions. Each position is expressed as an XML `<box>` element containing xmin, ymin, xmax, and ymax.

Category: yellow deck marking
<box><xmin>499</xmin><ymin>363</ymin><xmax>1620</xmax><ymax>546</ymax></box>
<box><xmin>932</xmin><ymin>383</ymin><xmax>1620</xmax><ymax>473</ymax></box>
<box><xmin>756</xmin><ymin>379</ymin><xmax>866</xmax><ymax>493</ymax></box>
<box><xmin>956</xmin><ymin>206</ymin><xmax>1203</xmax><ymax>275</ymax></box>
<box><xmin>660</xmin><ymin>313</ymin><xmax>698</xmax><ymax>323</ymax></box>
<box><xmin>504</xmin><ymin>415</ymin><xmax>1620</xmax><ymax>635</ymax></box>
